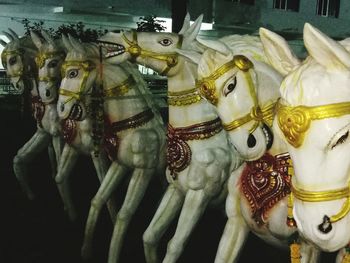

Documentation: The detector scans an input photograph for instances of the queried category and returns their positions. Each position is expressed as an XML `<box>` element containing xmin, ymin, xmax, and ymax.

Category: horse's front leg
<box><xmin>143</xmin><ymin>184</ymin><xmax>184</xmax><ymax>263</ymax></box>
<box><xmin>48</xmin><ymin>135</ymin><xmax>64</xmax><ymax>178</ymax></box>
<box><xmin>55</xmin><ymin>144</ymin><xmax>79</xmax><ymax>221</ymax></box>
<box><xmin>81</xmin><ymin>161</ymin><xmax>128</xmax><ymax>260</ymax></box>
<box><xmin>47</xmin><ymin>142</ymin><xmax>56</xmax><ymax>178</ymax></box>
<box><xmin>91</xmin><ymin>151</ymin><xmax>118</xmax><ymax>223</ymax></box>
<box><xmin>13</xmin><ymin>130</ymin><xmax>51</xmax><ymax>199</ymax></box>
<box><xmin>162</xmin><ymin>147</ymin><xmax>231</xmax><ymax>263</ymax></box>
<box><xmin>299</xmin><ymin>239</ymin><xmax>321</xmax><ymax>263</ymax></box>
<box><xmin>215</xmin><ymin>164</ymin><xmax>249</xmax><ymax>263</ymax></box>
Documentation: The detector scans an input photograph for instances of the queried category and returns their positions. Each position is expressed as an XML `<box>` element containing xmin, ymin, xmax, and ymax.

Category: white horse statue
<box><xmin>259</xmin><ymin>23</ymin><xmax>350</xmax><ymax>261</ymax></box>
<box><xmin>1</xmin><ymin>29</ymin><xmax>65</xmax><ymax>202</ymax></box>
<box><xmin>58</xmin><ymin>35</ymin><xmax>166</xmax><ymax>262</ymax></box>
<box><xmin>99</xmin><ymin>14</ymin><xmax>241</xmax><ymax>263</ymax></box>
<box><xmin>179</xmin><ymin>34</ymin><xmax>323</xmax><ymax>262</ymax></box>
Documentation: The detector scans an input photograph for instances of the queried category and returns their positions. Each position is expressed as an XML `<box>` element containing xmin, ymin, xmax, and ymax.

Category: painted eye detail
<box><xmin>223</xmin><ymin>77</ymin><xmax>237</xmax><ymax>97</ymax></box>
<box><xmin>159</xmin><ymin>38</ymin><xmax>173</xmax><ymax>46</ymax></box>
<box><xmin>48</xmin><ymin>59</ymin><xmax>58</xmax><ymax>68</ymax></box>
<box><xmin>332</xmin><ymin>131</ymin><xmax>349</xmax><ymax>149</ymax></box>
<box><xmin>9</xmin><ymin>56</ymin><xmax>17</xmax><ymax>66</ymax></box>
<box><xmin>67</xmin><ymin>69</ymin><xmax>78</xmax><ymax>79</ymax></box>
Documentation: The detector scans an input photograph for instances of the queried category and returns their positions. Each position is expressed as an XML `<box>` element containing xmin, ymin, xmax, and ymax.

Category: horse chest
<box><xmin>239</xmin><ymin>152</ymin><xmax>292</xmax><ymax>227</ymax></box>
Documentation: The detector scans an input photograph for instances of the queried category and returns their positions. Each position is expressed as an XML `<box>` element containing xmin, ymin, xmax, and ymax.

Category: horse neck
<box><xmin>168</xmin><ymin>57</ymin><xmax>220</xmax><ymax>127</ymax></box>
<box><xmin>103</xmin><ymin>65</ymin><xmax>149</xmax><ymax>123</ymax></box>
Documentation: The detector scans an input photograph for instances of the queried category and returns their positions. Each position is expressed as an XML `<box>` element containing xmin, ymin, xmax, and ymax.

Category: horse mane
<box><xmin>219</xmin><ymin>34</ymin><xmax>268</xmax><ymax>63</ymax></box>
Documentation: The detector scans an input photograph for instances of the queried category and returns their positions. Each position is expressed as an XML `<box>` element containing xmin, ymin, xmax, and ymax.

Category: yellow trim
<box><xmin>168</xmin><ymin>87</ymin><xmax>202</xmax><ymax>106</ymax></box>
<box><xmin>103</xmin><ymin>75</ymin><xmax>135</xmax><ymax>97</ymax></box>
<box><xmin>292</xmin><ymin>183</ymin><xmax>350</xmax><ymax>223</ymax></box>
<box><xmin>35</xmin><ymin>51</ymin><xmax>65</xmax><ymax>68</ymax></box>
<box><xmin>276</xmin><ymin>101</ymin><xmax>350</xmax><ymax>148</ymax></box>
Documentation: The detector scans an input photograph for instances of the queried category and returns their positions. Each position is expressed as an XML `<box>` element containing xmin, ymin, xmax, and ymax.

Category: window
<box><xmin>316</xmin><ymin>0</ymin><xmax>340</xmax><ymax>18</ymax></box>
<box><xmin>225</xmin><ymin>0</ymin><xmax>255</xmax><ymax>5</ymax></box>
<box><xmin>273</xmin><ymin>0</ymin><xmax>299</xmax><ymax>12</ymax></box>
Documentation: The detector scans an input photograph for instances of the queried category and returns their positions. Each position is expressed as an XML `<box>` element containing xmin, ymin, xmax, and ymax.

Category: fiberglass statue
<box><xmin>57</xmin><ymin>35</ymin><xmax>166</xmax><ymax>262</ymax></box>
<box><xmin>0</xmin><ymin>29</ymin><xmax>69</xmax><ymax>208</ymax></box>
<box><xmin>98</xmin><ymin>13</ymin><xmax>241</xmax><ymax>263</ymax></box>
<box><xmin>179</xmin><ymin>34</ymin><xmax>322</xmax><ymax>262</ymax></box>
<box><xmin>259</xmin><ymin>24</ymin><xmax>350</xmax><ymax>262</ymax></box>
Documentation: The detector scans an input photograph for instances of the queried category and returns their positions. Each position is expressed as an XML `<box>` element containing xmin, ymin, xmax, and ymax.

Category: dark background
<box><xmin>0</xmin><ymin>101</ymin><xmax>337</xmax><ymax>263</ymax></box>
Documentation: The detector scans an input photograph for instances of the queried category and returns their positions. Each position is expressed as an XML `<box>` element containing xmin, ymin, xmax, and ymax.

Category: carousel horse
<box><xmin>258</xmin><ymin>24</ymin><xmax>350</xmax><ymax>261</ymax></box>
<box><xmin>99</xmin><ymin>14</ymin><xmax>241</xmax><ymax>263</ymax></box>
<box><xmin>179</xmin><ymin>35</ymin><xmax>321</xmax><ymax>262</ymax></box>
<box><xmin>0</xmin><ymin>29</ymin><xmax>65</xmax><ymax>202</ymax></box>
<box><xmin>57</xmin><ymin>35</ymin><xmax>166</xmax><ymax>262</ymax></box>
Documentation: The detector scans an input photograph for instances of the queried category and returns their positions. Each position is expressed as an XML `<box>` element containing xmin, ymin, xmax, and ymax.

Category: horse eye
<box><xmin>9</xmin><ymin>56</ymin><xmax>17</xmax><ymax>66</ymax></box>
<box><xmin>159</xmin><ymin>38</ymin><xmax>173</xmax><ymax>46</ymax></box>
<box><xmin>48</xmin><ymin>59</ymin><xmax>58</xmax><ymax>68</ymax></box>
<box><xmin>67</xmin><ymin>69</ymin><xmax>78</xmax><ymax>79</ymax></box>
<box><xmin>223</xmin><ymin>77</ymin><xmax>237</xmax><ymax>97</ymax></box>
<box><xmin>332</xmin><ymin>131</ymin><xmax>349</xmax><ymax>149</ymax></box>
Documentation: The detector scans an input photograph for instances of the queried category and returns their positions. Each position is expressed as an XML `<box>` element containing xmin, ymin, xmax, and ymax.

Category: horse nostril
<box><xmin>247</xmin><ymin>134</ymin><xmax>256</xmax><ymax>148</ymax></box>
<box><xmin>60</xmin><ymin>103</ymin><xmax>64</xmax><ymax>112</ymax></box>
<box><xmin>45</xmin><ymin>89</ymin><xmax>51</xmax><ymax>97</ymax></box>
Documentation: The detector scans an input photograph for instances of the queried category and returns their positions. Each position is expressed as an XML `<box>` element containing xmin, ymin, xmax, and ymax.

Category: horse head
<box><xmin>58</xmin><ymin>35</ymin><xmax>99</xmax><ymax>121</ymax></box>
<box><xmin>98</xmin><ymin>13</ymin><xmax>203</xmax><ymax>77</ymax></box>
<box><xmin>261</xmin><ymin>24</ymin><xmax>350</xmax><ymax>251</ymax></box>
<box><xmin>30</xmin><ymin>30</ymin><xmax>66</xmax><ymax>104</ymax></box>
<box><xmin>1</xmin><ymin>29</ymin><xmax>38</xmax><ymax>94</ymax></box>
<box><xmin>180</xmin><ymin>35</ymin><xmax>282</xmax><ymax>160</ymax></box>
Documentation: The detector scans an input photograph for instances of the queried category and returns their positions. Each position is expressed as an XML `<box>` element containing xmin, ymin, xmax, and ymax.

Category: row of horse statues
<box><xmin>2</xmin><ymin>12</ymin><xmax>350</xmax><ymax>262</ymax></box>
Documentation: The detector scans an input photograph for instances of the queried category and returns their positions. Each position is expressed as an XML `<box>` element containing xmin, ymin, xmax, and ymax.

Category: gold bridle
<box><xmin>167</xmin><ymin>87</ymin><xmax>202</xmax><ymax>106</ymax></box>
<box><xmin>121</xmin><ymin>30</ymin><xmax>183</xmax><ymax>75</ymax></box>
<box><xmin>276</xmin><ymin>100</ymin><xmax>350</xmax><ymax>226</ymax></box>
<box><xmin>196</xmin><ymin>55</ymin><xmax>276</xmax><ymax>133</ymax></box>
<box><xmin>35</xmin><ymin>51</ymin><xmax>66</xmax><ymax>69</ymax></box>
<box><xmin>1</xmin><ymin>48</ymin><xmax>26</xmax><ymax>78</ymax></box>
<box><xmin>59</xmin><ymin>60</ymin><xmax>96</xmax><ymax>103</ymax></box>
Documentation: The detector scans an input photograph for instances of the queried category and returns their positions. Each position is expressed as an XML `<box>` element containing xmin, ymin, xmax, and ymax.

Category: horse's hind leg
<box><xmin>91</xmin><ymin>152</ymin><xmax>118</xmax><ymax>223</ymax></box>
<box><xmin>143</xmin><ymin>184</ymin><xmax>184</xmax><ymax>263</ymax></box>
<box><xmin>13</xmin><ymin>130</ymin><xmax>50</xmax><ymax>199</ymax></box>
<box><xmin>107</xmin><ymin>167</ymin><xmax>154</xmax><ymax>263</ymax></box>
<box><xmin>81</xmin><ymin>161</ymin><xmax>127</xmax><ymax>260</ymax></box>
<box><xmin>55</xmin><ymin>144</ymin><xmax>79</xmax><ymax>221</ymax></box>
<box><xmin>162</xmin><ymin>189</ymin><xmax>210</xmax><ymax>263</ymax></box>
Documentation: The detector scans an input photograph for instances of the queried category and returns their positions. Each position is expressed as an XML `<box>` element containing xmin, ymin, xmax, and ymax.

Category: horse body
<box><xmin>260</xmin><ymin>23</ymin><xmax>350</xmax><ymax>256</ymax></box>
<box><xmin>99</xmin><ymin>14</ymin><xmax>240</xmax><ymax>263</ymax></box>
<box><xmin>179</xmin><ymin>34</ymin><xmax>321</xmax><ymax>262</ymax></box>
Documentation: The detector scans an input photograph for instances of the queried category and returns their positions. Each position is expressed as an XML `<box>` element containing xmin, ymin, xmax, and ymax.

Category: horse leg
<box><xmin>55</xmin><ymin>144</ymin><xmax>79</xmax><ymax>221</ymax></box>
<box><xmin>13</xmin><ymin>130</ymin><xmax>50</xmax><ymax>199</ymax></box>
<box><xmin>336</xmin><ymin>248</ymin><xmax>348</xmax><ymax>263</ymax></box>
<box><xmin>162</xmin><ymin>189</ymin><xmax>209</xmax><ymax>263</ymax></box>
<box><xmin>215</xmin><ymin>165</ymin><xmax>249</xmax><ymax>263</ymax></box>
<box><xmin>143</xmin><ymin>185</ymin><xmax>184</xmax><ymax>263</ymax></box>
<box><xmin>107</xmin><ymin>167</ymin><xmax>154</xmax><ymax>263</ymax></box>
<box><xmin>47</xmin><ymin>141</ymin><xmax>57</xmax><ymax>178</ymax></box>
<box><xmin>299</xmin><ymin>239</ymin><xmax>321</xmax><ymax>263</ymax></box>
<box><xmin>91</xmin><ymin>152</ymin><xmax>118</xmax><ymax>223</ymax></box>
<box><xmin>81</xmin><ymin>161</ymin><xmax>127</xmax><ymax>260</ymax></box>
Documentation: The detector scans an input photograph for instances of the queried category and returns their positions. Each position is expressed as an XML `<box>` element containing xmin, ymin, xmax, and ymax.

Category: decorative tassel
<box><xmin>290</xmin><ymin>242</ymin><xmax>301</xmax><ymax>263</ymax></box>
<box><xmin>342</xmin><ymin>246</ymin><xmax>350</xmax><ymax>263</ymax></box>
<box><xmin>287</xmin><ymin>193</ymin><xmax>297</xmax><ymax>227</ymax></box>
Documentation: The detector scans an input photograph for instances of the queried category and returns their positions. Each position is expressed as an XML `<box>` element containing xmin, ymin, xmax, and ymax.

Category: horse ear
<box><xmin>304</xmin><ymin>23</ymin><xmax>350</xmax><ymax>69</ymax></box>
<box><xmin>179</xmin><ymin>12</ymin><xmax>191</xmax><ymax>35</ymax></box>
<box><xmin>259</xmin><ymin>27</ymin><xmax>300</xmax><ymax>76</ymax></box>
<box><xmin>62</xmin><ymin>34</ymin><xmax>73</xmax><ymax>50</ymax></box>
<box><xmin>41</xmin><ymin>30</ymin><xmax>55</xmax><ymax>46</ymax></box>
<box><xmin>30</xmin><ymin>31</ymin><xmax>43</xmax><ymax>49</ymax></box>
<box><xmin>68</xmin><ymin>34</ymin><xmax>85</xmax><ymax>54</ymax></box>
<box><xmin>196</xmin><ymin>37</ymin><xmax>231</xmax><ymax>56</ymax></box>
<box><xmin>0</xmin><ymin>38</ymin><xmax>7</xmax><ymax>47</ymax></box>
<box><xmin>175</xmin><ymin>48</ymin><xmax>201</xmax><ymax>64</ymax></box>
<box><xmin>2</xmin><ymin>31</ymin><xmax>14</xmax><ymax>41</ymax></box>
<box><xmin>7</xmin><ymin>28</ymin><xmax>19</xmax><ymax>41</ymax></box>
<box><xmin>182</xmin><ymin>14</ymin><xmax>203</xmax><ymax>46</ymax></box>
